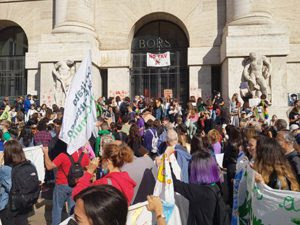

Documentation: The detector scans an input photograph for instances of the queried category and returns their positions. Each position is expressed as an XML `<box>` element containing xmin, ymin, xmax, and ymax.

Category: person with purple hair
<box><xmin>170</xmin><ymin>150</ymin><xmax>226</xmax><ymax>225</ymax></box>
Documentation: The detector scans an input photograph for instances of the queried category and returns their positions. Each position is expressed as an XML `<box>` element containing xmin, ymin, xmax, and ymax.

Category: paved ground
<box><xmin>28</xmin><ymin>199</ymin><xmax>49</xmax><ymax>225</ymax></box>
<box><xmin>28</xmin><ymin>199</ymin><xmax>68</xmax><ymax>225</ymax></box>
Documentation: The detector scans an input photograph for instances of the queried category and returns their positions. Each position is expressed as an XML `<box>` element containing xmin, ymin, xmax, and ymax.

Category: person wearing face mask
<box><xmin>72</xmin><ymin>143</ymin><xmax>136</xmax><ymax>204</ymax></box>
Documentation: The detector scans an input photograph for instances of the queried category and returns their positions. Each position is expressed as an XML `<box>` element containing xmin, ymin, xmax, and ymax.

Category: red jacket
<box><xmin>72</xmin><ymin>171</ymin><xmax>136</xmax><ymax>204</ymax></box>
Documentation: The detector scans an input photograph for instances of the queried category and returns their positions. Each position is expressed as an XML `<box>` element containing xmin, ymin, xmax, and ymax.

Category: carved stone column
<box><xmin>227</xmin><ymin>0</ymin><xmax>272</xmax><ymax>25</ymax></box>
<box><xmin>53</xmin><ymin>0</ymin><xmax>96</xmax><ymax>36</ymax></box>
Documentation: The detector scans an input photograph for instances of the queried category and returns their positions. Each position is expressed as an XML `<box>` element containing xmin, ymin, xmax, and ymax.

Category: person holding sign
<box><xmin>170</xmin><ymin>150</ymin><xmax>229</xmax><ymax>225</ymax></box>
<box><xmin>253</xmin><ymin>136</ymin><xmax>299</xmax><ymax>191</ymax></box>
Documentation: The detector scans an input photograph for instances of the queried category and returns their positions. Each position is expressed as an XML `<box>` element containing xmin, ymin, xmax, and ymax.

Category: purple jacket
<box><xmin>143</xmin><ymin>128</ymin><xmax>157</xmax><ymax>152</ymax></box>
<box><xmin>137</xmin><ymin>118</ymin><xmax>145</xmax><ymax>136</ymax></box>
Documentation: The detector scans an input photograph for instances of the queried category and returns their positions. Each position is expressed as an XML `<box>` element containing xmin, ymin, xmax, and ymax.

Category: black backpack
<box><xmin>208</xmin><ymin>185</ymin><xmax>231</xmax><ymax>225</ymax></box>
<box><xmin>63</xmin><ymin>152</ymin><xmax>84</xmax><ymax>187</ymax></box>
<box><xmin>9</xmin><ymin>161</ymin><xmax>40</xmax><ymax>214</ymax></box>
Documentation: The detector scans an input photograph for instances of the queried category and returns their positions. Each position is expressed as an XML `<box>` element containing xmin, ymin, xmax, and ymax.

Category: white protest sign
<box><xmin>215</xmin><ymin>153</ymin><xmax>224</xmax><ymax>168</ymax></box>
<box><xmin>147</xmin><ymin>52</ymin><xmax>171</xmax><ymax>67</ymax></box>
<box><xmin>23</xmin><ymin>145</ymin><xmax>45</xmax><ymax>182</ymax></box>
<box><xmin>59</xmin><ymin>51</ymin><xmax>97</xmax><ymax>155</ymax></box>
<box><xmin>249</xmin><ymin>98</ymin><xmax>261</xmax><ymax>108</ymax></box>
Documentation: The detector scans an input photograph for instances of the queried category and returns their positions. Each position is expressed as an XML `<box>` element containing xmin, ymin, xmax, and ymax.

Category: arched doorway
<box><xmin>131</xmin><ymin>20</ymin><xmax>189</xmax><ymax>102</ymax></box>
<box><xmin>0</xmin><ymin>22</ymin><xmax>28</xmax><ymax>98</ymax></box>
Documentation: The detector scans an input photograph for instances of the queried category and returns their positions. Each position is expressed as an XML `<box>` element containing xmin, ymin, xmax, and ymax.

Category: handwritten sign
<box><xmin>147</xmin><ymin>52</ymin><xmax>170</xmax><ymax>67</ymax></box>
<box><xmin>190</xmin><ymin>88</ymin><xmax>202</xmax><ymax>100</ymax></box>
<box><xmin>164</xmin><ymin>89</ymin><xmax>173</xmax><ymax>98</ymax></box>
<box><xmin>109</xmin><ymin>90</ymin><xmax>129</xmax><ymax>100</ymax></box>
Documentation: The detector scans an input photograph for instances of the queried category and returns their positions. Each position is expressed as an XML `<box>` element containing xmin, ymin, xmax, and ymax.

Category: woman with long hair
<box><xmin>176</xmin><ymin>125</ymin><xmax>190</xmax><ymax>153</ymax></box>
<box><xmin>229</xmin><ymin>93</ymin><xmax>241</xmax><ymax>127</ymax></box>
<box><xmin>19</xmin><ymin>126</ymin><xmax>34</xmax><ymax>148</ymax></box>
<box><xmin>223</xmin><ymin>125</ymin><xmax>243</xmax><ymax>207</ymax></box>
<box><xmin>72</xmin><ymin>143</ymin><xmax>136</xmax><ymax>204</ymax></box>
<box><xmin>170</xmin><ymin>151</ymin><xmax>223</xmax><ymax>225</ymax></box>
<box><xmin>254</xmin><ymin>136</ymin><xmax>299</xmax><ymax>191</ymax></box>
<box><xmin>190</xmin><ymin>132</ymin><xmax>210</xmax><ymax>155</ymax></box>
<box><xmin>207</xmin><ymin>129</ymin><xmax>222</xmax><ymax>155</ymax></box>
<box><xmin>0</xmin><ymin>140</ymin><xmax>33</xmax><ymax>225</ymax></box>
<box><xmin>128</xmin><ymin>124</ymin><xmax>144</xmax><ymax>157</ymax></box>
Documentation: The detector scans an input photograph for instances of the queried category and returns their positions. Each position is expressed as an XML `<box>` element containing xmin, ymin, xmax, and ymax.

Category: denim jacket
<box><xmin>0</xmin><ymin>165</ymin><xmax>12</xmax><ymax>211</ymax></box>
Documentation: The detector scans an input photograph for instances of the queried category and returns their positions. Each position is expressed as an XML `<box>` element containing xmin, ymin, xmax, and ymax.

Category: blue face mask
<box><xmin>102</xmin><ymin>162</ymin><xmax>109</xmax><ymax>176</ymax></box>
<box><xmin>102</xmin><ymin>168</ymin><xmax>109</xmax><ymax>176</ymax></box>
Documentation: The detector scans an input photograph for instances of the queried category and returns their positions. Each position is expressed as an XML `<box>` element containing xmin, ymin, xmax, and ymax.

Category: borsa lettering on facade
<box><xmin>139</xmin><ymin>37</ymin><xmax>171</xmax><ymax>49</ymax></box>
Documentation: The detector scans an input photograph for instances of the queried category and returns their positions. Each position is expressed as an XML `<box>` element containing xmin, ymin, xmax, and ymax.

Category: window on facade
<box><xmin>0</xmin><ymin>26</ymin><xmax>28</xmax><ymax>98</ymax></box>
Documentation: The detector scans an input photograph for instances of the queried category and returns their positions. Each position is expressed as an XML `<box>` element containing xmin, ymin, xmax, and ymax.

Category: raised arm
<box><xmin>72</xmin><ymin>157</ymin><xmax>99</xmax><ymax>199</ymax></box>
<box><xmin>43</xmin><ymin>147</ymin><xmax>57</xmax><ymax>170</ymax></box>
<box><xmin>170</xmin><ymin>164</ymin><xmax>194</xmax><ymax>201</ymax></box>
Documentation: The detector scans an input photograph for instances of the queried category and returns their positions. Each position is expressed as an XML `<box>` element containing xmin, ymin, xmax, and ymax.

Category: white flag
<box><xmin>153</xmin><ymin>154</ymin><xmax>182</xmax><ymax>225</ymax></box>
<box><xmin>59</xmin><ymin>51</ymin><xmax>97</xmax><ymax>155</ymax></box>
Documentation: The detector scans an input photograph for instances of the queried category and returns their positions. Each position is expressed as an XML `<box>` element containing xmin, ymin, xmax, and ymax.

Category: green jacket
<box><xmin>3</xmin><ymin>132</ymin><xmax>11</xmax><ymax>141</ymax></box>
<box><xmin>96</xmin><ymin>103</ymin><xmax>103</xmax><ymax>118</ymax></box>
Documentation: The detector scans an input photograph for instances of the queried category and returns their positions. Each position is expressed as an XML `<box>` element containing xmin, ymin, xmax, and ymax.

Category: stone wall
<box><xmin>95</xmin><ymin>0</ymin><xmax>226</xmax><ymax>51</ymax></box>
<box><xmin>0</xmin><ymin>0</ymin><xmax>299</xmax><ymax>111</ymax></box>
<box><xmin>0</xmin><ymin>0</ymin><xmax>52</xmax><ymax>52</ymax></box>
<box><xmin>270</xmin><ymin>0</ymin><xmax>300</xmax><ymax>45</ymax></box>
<box><xmin>287</xmin><ymin>63</ymin><xmax>300</xmax><ymax>94</ymax></box>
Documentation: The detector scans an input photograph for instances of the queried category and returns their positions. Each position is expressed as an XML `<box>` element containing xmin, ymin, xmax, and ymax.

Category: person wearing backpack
<box><xmin>143</xmin><ymin>119</ymin><xmax>159</xmax><ymax>157</ymax></box>
<box><xmin>43</xmin><ymin>146</ymin><xmax>90</xmax><ymax>225</ymax></box>
<box><xmin>170</xmin><ymin>150</ymin><xmax>230</xmax><ymax>225</ymax></box>
<box><xmin>0</xmin><ymin>140</ymin><xmax>40</xmax><ymax>225</ymax></box>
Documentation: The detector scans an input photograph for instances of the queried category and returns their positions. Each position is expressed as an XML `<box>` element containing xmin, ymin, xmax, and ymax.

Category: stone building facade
<box><xmin>0</xmin><ymin>0</ymin><xmax>299</xmax><ymax>117</ymax></box>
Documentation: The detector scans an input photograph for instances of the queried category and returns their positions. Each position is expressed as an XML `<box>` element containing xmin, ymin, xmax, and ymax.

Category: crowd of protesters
<box><xmin>0</xmin><ymin>91</ymin><xmax>299</xmax><ymax>225</ymax></box>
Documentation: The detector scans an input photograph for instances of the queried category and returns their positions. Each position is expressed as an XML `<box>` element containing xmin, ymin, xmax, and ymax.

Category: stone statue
<box><xmin>242</xmin><ymin>52</ymin><xmax>272</xmax><ymax>99</ymax></box>
<box><xmin>52</xmin><ymin>60</ymin><xmax>76</xmax><ymax>106</ymax></box>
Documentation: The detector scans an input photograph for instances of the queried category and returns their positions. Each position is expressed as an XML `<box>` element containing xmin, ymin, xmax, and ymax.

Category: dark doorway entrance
<box><xmin>131</xmin><ymin>20</ymin><xmax>189</xmax><ymax>102</ymax></box>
